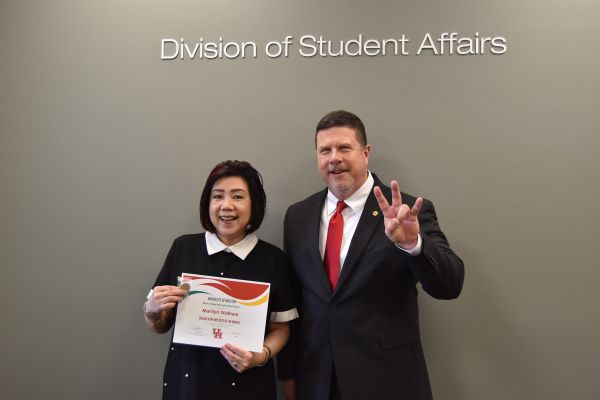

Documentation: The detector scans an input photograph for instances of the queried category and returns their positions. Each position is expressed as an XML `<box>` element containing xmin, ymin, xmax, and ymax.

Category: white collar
<box><xmin>326</xmin><ymin>171</ymin><xmax>374</xmax><ymax>216</ymax></box>
<box><xmin>205</xmin><ymin>231</ymin><xmax>258</xmax><ymax>260</ymax></box>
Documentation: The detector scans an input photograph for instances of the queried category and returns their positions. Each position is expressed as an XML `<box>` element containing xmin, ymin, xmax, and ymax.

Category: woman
<box><xmin>144</xmin><ymin>160</ymin><xmax>298</xmax><ymax>400</ymax></box>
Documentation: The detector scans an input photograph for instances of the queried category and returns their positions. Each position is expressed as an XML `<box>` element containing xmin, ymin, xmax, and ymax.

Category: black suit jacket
<box><xmin>278</xmin><ymin>174</ymin><xmax>464</xmax><ymax>400</ymax></box>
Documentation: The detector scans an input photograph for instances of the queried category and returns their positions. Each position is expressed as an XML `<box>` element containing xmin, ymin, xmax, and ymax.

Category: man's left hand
<box><xmin>373</xmin><ymin>180</ymin><xmax>422</xmax><ymax>250</ymax></box>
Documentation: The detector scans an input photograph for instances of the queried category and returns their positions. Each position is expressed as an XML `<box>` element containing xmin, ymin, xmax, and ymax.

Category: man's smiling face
<box><xmin>316</xmin><ymin>126</ymin><xmax>370</xmax><ymax>200</ymax></box>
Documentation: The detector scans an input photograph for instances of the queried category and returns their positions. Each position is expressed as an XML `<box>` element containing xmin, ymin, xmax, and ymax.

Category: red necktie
<box><xmin>324</xmin><ymin>201</ymin><xmax>347</xmax><ymax>289</ymax></box>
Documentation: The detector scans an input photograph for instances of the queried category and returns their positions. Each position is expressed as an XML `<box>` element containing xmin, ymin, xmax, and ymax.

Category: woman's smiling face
<box><xmin>209</xmin><ymin>175</ymin><xmax>252</xmax><ymax>246</ymax></box>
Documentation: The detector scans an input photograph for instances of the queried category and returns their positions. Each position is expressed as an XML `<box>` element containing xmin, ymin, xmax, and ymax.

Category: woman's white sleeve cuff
<box><xmin>270</xmin><ymin>308</ymin><xmax>299</xmax><ymax>322</ymax></box>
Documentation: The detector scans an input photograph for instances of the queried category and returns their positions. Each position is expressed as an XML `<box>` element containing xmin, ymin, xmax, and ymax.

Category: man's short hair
<box><xmin>315</xmin><ymin>110</ymin><xmax>367</xmax><ymax>147</ymax></box>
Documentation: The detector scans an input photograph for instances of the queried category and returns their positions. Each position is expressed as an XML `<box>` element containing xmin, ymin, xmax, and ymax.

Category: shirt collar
<box><xmin>205</xmin><ymin>231</ymin><xmax>258</xmax><ymax>260</ymax></box>
<box><xmin>326</xmin><ymin>171</ymin><xmax>374</xmax><ymax>216</ymax></box>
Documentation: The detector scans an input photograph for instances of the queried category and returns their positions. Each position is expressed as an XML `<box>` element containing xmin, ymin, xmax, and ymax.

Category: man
<box><xmin>278</xmin><ymin>110</ymin><xmax>464</xmax><ymax>400</ymax></box>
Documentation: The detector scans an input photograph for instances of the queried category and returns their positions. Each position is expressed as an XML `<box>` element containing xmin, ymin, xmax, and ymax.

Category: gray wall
<box><xmin>1</xmin><ymin>1</ymin><xmax>599</xmax><ymax>399</ymax></box>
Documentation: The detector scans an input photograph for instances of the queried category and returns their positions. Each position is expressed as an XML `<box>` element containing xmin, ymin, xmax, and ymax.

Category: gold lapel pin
<box><xmin>372</xmin><ymin>210</ymin><xmax>379</xmax><ymax>217</ymax></box>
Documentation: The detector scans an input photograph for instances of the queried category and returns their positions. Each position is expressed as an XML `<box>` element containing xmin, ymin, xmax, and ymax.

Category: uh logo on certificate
<box><xmin>172</xmin><ymin>273</ymin><xmax>270</xmax><ymax>352</ymax></box>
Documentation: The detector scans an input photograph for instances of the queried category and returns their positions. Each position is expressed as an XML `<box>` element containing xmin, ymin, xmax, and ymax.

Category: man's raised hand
<box><xmin>373</xmin><ymin>180</ymin><xmax>422</xmax><ymax>249</ymax></box>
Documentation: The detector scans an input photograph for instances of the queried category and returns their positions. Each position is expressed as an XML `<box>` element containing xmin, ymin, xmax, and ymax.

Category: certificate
<box><xmin>172</xmin><ymin>273</ymin><xmax>270</xmax><ymax>352</ymax></box>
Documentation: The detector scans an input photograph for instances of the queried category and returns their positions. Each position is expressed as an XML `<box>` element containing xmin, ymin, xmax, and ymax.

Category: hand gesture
<box><xmin>373</xmin><ymin>180</ymin><xmax>422</xmax><ymax>249</ymax></box>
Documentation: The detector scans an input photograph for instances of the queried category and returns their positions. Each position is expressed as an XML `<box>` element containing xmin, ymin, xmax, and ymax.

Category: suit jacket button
<box><xmin>329</xmin><ymin>304</ymin><xmax>336</xmax><ymax>311</ymax></box>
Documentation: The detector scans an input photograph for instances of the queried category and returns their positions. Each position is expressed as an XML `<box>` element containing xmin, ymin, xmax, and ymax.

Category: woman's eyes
<box><xmin>212</xmin><ymin>194</ymin><xmax>245</xmax><ymax>200</ymax></box>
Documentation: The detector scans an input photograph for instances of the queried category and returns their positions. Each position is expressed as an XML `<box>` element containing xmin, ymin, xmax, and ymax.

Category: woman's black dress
<box><xmin>153</xmin><ymin>233</ymin><xmax>296</xmax><ymax>400</ymax></box>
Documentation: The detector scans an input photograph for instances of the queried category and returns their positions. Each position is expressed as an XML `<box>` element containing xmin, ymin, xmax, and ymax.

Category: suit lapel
<box><xmin>306</xmin><ymin>189</ymin><xmax>333</xmax><ymax>294</ymax></box>
<box><xmin>335</xmin><ymin>191</ymin><xmax>383</xmax><ymax>293</ymax></box>
<box><xmin>335</xmin><ymin>175</ymin><xmax>388</xmax><ymax>294</ymax></box>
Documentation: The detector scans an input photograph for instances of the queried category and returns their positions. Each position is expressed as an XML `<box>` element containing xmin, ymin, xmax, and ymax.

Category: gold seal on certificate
<box><xmin>172</xmin><ymin>273</ymin><xmax>270</xmax><ymax>352</ymax></box>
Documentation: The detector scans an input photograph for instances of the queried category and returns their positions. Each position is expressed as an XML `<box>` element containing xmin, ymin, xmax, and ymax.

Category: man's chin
<box><xmin>328</xmin><ymin>182</ymin><xmax>353</xmax><ymax>199</ymax></box>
